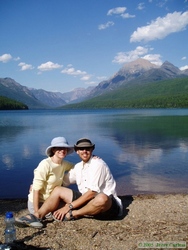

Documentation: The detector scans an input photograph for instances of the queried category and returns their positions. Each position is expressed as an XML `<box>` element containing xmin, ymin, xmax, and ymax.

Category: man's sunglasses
<box><xmin>77</xmin><ymin>147</ymin><xmax>92</xmax><ymax>151</ymax></box>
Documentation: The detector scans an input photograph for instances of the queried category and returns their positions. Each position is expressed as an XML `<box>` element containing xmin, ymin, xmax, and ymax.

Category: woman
<box><xmin>16</xmin><ymin>136</ymin><xmax>74</xmax><ymax>228</ymax></box>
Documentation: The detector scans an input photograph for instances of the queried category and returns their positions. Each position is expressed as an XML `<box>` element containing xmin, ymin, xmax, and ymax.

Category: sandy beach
<box><xmin>0</xmin><ymin>194</ymin><xmax>187</xmax><ymax>250</ymax></box>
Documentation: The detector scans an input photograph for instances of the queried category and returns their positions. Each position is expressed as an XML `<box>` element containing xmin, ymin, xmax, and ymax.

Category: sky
<box><xmin>0</xmin><ymin>0</ymin><xmax>188</xmax><ymax>93</ymax></box>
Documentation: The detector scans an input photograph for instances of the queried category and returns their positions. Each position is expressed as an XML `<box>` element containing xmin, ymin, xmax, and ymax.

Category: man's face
<box><xmin>77</xmin><ymin>147</ymin><xmax>93</xmax><ymax>163</ymax></box>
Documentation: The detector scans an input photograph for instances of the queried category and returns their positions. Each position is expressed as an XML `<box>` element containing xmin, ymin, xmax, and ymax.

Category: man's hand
<box><xmin>53</xmin><ymin>204</ymin><xmax>70</xmax><ymax>221</ymax></box>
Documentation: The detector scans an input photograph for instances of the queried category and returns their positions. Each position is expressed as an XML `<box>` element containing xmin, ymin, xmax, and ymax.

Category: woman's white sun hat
<box><xmin>45</xmin><ymin>137</ymin><xmax>74</xmax><ymax>156</ymax></box>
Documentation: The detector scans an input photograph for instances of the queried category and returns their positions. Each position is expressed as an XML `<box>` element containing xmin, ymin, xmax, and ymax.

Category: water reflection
<box><xmin>117</xmin><ymin>148</ymin><xmax>163</xmax><ymax>169</ymax></box>
<box><xmin>0</xmin><ymin>109</ymin><xmax>188</xmax><ymax>198</ymax></box>
<box><xmin>130</xmin><ymin>172</ymin><xmax>177</xmax><ymax>193</ymax></box>
<box><xmin>97</xmin><ymin>113</ymin><xmax>188</xmax><ymax>194</ymax></box>
<box><xmin>2</xmin><ymin>154</ymin><xmax>14</xmax><ymax>170</ymax></box>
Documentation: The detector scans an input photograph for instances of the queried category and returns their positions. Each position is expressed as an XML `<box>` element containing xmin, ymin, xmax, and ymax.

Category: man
<box><xmin>16</xmin><ymin>138</ymin><xmax>123</xmax><ymax>227</ymax></box>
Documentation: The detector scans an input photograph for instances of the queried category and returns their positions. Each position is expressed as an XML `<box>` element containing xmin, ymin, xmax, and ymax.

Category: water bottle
<box><xmin>4</xmin><ymin>212</ymin><xmax>16</xmax><ymax>244</ymax></box>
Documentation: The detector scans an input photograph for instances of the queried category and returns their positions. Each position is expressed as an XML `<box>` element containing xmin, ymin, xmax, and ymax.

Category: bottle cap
<box><xmin>5</xmin><ymin>212</ymin><xmax>13</xmax><ymax>218</ymax></box>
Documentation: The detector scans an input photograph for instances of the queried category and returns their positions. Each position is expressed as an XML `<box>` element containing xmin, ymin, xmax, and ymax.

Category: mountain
<box><xmin>58</xmin><ymin>86</ymin><xmax>94</xmax><ymax>103</ymax></box>
<box><xmin>61</xmin><ymin>77</ymin><xmax>188</xmax><ymax>109</ymax></box>
<box><xmin>0</xmin><ymin>77</ymin><xmax>94</xmax><ymax>109</ymax></box>
<box><xmin>88</xmin><ymin>58</ymin><xmax>188</xmax><ymax>98</ymax></box>
<box><xmin>182</xmin><ymin>68</ymin><xmax>188</xmax><ymax>75</ymax></box>
<box><xmin>1</xmin><ymin>58</ymin><xmax>188</xmax><ymax>109</ymax></box>
<box><xmin>29</xmin><ymin>86</ymin><xmax>94</xmax><ymax>107</ymax></box>
<box><xmin>29</xmin><ymin>88</ymin><xmax>66</xmax><ymax>107</ymax></box>
<box><xmin>0</xmin><ymin>78</ymin><xmax>48</xmax><ymax>109</ymax></box>
<box><xmin>88</xmin><ymin>58</ymin><xmax>158</xmax><ymax>97</ymax></box>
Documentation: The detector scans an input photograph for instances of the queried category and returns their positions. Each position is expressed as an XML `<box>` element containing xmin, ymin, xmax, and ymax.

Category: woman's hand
<box><xmin>29</xmin><ymin>184</ymin><xmax>33</xmax><ymax>193</ymax></box>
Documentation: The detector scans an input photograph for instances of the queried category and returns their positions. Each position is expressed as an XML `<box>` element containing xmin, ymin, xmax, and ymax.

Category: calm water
<box><xmin>0</xmin><ymin>109</ymin><xmax>188</xmax><ymax>199</ymax></box>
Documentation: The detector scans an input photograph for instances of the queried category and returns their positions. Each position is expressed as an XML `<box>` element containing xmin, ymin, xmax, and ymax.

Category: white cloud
<box><xmin>14</xmin><ymin>57</ymin><xmax>20</xmax><ymax>61</ymax></box>
<box><xmin>0</xmin><ymin>53</ymin><xmax>12</xmax><ymax>63</ymax></box>
<box><xmin>130</xmin><ymin>11</ymin><xmax>188</xmax><ymax>43</ymax></box>
<box><xmin>106</xmin><ymin>6</ymin><xmax>135</xmax><ymax>19</ymax></box>
<box><xmin>107</xmin><ymin>7</ymin><xmax>126</xmax><ymax>15</ymax></box>
<box><xmin>121</xmin><ymin>13</ymin><xmax>135</xmax><ymax>19</ymax></box>
<box><xmin>18</xmin><ymin>62</ymin><xmax>34</xmax><ymax>71</ymax></box>
<box><xmin>113</xmin><ymin>46</ymin><xmax>149</xmax><ymax>64</ymax></box>
<box><xmin>80</xmin><ymin>75</ymin><xmax>91</xmax><ymax>81</ymax></box>
<box><xmin>180</xmin><ymin>65</ymin><xmax>188</xmax><ymax>70</ymax></box>
<box><xmin>61</xmin><ymin>65</ymin><xmax>92</xmax><ymax>81</ymax></box>
<box><xmin>142</xmin><ymin>54</ymin><xmax>162</xmax><ymax>65</ymax></box>
<box><xmin>86</xmin><ymin>81</ymin><xmax>97</xmax><ymax>86</ymax></box>
<box><xmin>181</xmin><ymin>56</ymin><xmax>187</xmax><ymax>60</ymax></box>
<box><xmin>137</xmin><ymin>3</ymin><xmax>145</xmax><ymax>10</ymax></box>
<box><xmin>157</xmin><ymin>0</ymin><xmax>168</xmax><ymax>8</ymax></box>
<box><xmin>113</xmin><ymin>46</ymin><xmax>162</xmax><ymax>65</ymax></box>
<box><xmin>38</xmin><ymin>61</ymin><xmax>63</xmax><ymax>71</ymax></box>
<box><xmin>98</xmin><ymin>21</ymin><xmax>114</xmax><ymax>30</ymax></box>
<box><xmin>97</xmin><ymin>76</ymin><xmax>107</xmax><ymax>81</ymax></box>
<box><xmin>61</xmin><ymin>67</ymin><xmax>87</xmax><ymax>76</ymax></box>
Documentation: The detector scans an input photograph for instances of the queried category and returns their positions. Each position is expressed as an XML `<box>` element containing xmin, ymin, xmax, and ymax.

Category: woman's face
<box><xmin>52</xmin><ymin>147</ymin><xmax>68</xmax><ymax>159</ymax></box>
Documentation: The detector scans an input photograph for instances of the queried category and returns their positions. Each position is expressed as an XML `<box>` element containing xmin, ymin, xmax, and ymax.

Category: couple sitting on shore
<box><xmin>16</xmin><ymin>137</ymin><xmax>123</xmax><ymax>228</ymax></box>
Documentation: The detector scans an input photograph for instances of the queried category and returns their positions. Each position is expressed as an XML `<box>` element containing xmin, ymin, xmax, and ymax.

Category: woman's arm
<box><xmin>33</xmin><ymin>189</ymin><xmax>40</xmax><ymax>213</ymax></box>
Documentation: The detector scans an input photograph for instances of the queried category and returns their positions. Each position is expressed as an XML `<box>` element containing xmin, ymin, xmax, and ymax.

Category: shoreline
<box><xmin>0</xmin><ymin>194</ymin><xmax>188</xmax><ymax>250</ymax></box>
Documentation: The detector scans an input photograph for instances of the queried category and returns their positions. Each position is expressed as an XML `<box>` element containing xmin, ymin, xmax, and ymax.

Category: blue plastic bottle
<box><xmin>4</xmin><ymin>212</ymin><xmax>16</xmax><ymax>244</ymax></box>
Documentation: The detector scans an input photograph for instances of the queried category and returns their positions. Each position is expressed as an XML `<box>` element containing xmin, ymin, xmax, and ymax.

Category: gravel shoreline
<box><xmin>0</xmin><ymin>194</ymin><xmax>188</xmax><ymax>250</ymax></box>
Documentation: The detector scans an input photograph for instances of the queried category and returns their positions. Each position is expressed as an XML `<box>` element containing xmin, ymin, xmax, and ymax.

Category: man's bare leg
<box><xmin>71</xmin><ymin>193</ymin><xmax>112</xmax><ymax>219</ymax></box>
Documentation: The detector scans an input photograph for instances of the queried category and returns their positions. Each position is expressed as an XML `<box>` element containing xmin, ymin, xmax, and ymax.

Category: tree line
<box><xmin>61</xmin><ymin>77</ymin><xmax>188</xmax><ymax>109</ymax></box>
<box><xmin>0</xmin><ymin>96</ymin><xmax>28</xmax><ymax>110</ymax></box>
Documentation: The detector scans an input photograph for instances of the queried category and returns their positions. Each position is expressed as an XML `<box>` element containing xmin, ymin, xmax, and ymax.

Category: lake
<box><xmin>0</xmin><ymin>108</ymin><xmax>188</xmax><ymax>199</ymax></box>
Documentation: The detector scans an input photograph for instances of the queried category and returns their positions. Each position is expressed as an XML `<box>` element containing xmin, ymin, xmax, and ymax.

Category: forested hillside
<box><xmin>0</xmin><ymin>96</ymin><xmax>28</xmax><ymax>110</ymax></box>
<box><xmin>60</xmin><ymin>77</ymin><xmax>188</xmax><ymax>109</ymax></box>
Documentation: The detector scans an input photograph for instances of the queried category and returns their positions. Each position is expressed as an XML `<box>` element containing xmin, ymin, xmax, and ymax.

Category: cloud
<box><xmin>0</xmin><ymin>53</ymin><xmax>12</xmax><ymax>63</ymax></box>
<box><xmin>97</xmin><ymin>76</ymin><xmax>107</xmax><ymax>81</ymax></box>
<box><xmin>142</xmin><ymin>54</ymin><xmax>162</xmax><ymax>66</ymax></box>
<box><xmin>112</xmin><ymin>46</ymin><xmax>162</xmax><ymax>65</ymax></box>
<box><xmin>181</xmin><ymin>56</ymin><xmax>187</xmax><ymax>60</ymax></box>
<box><xmin>14</xmin><ymin>57</ymin><xmax>20</xmax><ymax>61</ymax></box>
<box><xmin>157</xmin><ymin>0</ymin><xmax>168</xmax><ymax>8</ymax></box>
<box><xmin>38</xmin><ymin>61</ymin><xmax>63</xmax><ymax>71</ymax></box>
<box><xmin>137</xmin><ymin>3</ymin><xmax>145</xmax><ymax>10</ymax></box>
<box><xmin>107</xmin><ymin>7</ymin><xmax>126</xmax><ymax>15</ymax></box>
<box><xmin>98</xmin><ymin>21</ymin><xmax>114</xmax><ymax>30</ymax></box>
<box><xmin>121</xmin><ymin>13</ymin><xmax>135</xmax><ymax>19</ymax></box>
<box><xmin>61</xmin><ymin>66</ymin><xmax>87</xmax><ymax>76</ymax></box>
<box><xmin>130</xmin><ymin>11</ymin><xmax>188</xmax><ymax>43</ymax></box>
<box><xmin>113</xmin><ymin>46</ymin><xmax>149</xmax><ymax>64</ymax></box>
<box><xmin>180</xmin><ymin>65</ymin><xmax>188</xmax><ymax>70</ymax></box>
<box><xmin>86</xmin><ymin>81</ymin><xmax>97</xmax><ymax>86</ymax></box>
<box><xmin>18</xmin><ymin>62</ymin><xmax>34</xmax><ymax>71</ymax></box>
<box><xmin>80</xmin><ymin>75</ymin><xmax>91</xmax><ymax>81</ymax></box>
<box><xmin>107</xmin><ymin>6</ymin><xmax>135</xmax><ymax>19</ymax></box>
<box><xmin>61</xmin><ymin>65</ymin><xmax>92</xmax><ymax>81</ymax></box>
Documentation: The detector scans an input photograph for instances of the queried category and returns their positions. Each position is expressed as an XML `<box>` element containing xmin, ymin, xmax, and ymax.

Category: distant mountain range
<box><xmin>0</xmin><ymin>77</ymin><xmax>94</xmax><ymax>109</ymax></box>
<box><xmin>1</xmin><ymin>58</ymin><xmax>188</xmax><ymax>109</ymax></box>
<box><xmin>88</xmin><ymin>58</ymin><xmax>188</xmax><ymax>98</ymax></box>
<box><xmin>29</xmin><ymin>87</ymin><xmax>93</xmax><ymax>107</ymax></box>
